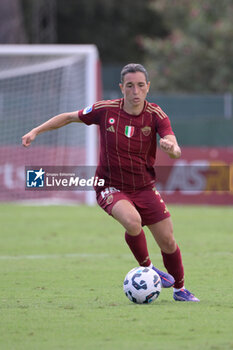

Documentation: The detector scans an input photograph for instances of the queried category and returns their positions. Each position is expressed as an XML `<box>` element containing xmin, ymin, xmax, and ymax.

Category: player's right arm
<box><xmin>22</xmin><ymin>110</ymin><xmax>82</xmax><ymax>147</ymax></box>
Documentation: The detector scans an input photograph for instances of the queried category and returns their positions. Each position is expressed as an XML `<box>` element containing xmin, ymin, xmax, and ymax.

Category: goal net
<box><xmin>0</xmin><ymin>45</ymin><xmax>101</xmax><ymax>205</ymax></box>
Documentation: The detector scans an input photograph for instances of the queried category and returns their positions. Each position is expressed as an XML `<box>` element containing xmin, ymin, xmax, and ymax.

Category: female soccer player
<box><xmin>22</xmin><ymin>63</ymin><xmax>199</xmax><ymax>301</ymax></box>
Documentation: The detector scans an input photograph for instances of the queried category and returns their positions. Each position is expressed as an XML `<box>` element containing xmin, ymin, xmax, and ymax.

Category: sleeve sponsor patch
<box><xmin>83</xmin><ymin>105</ymin><xmax>93</xmax><ymax>115</ymax></box>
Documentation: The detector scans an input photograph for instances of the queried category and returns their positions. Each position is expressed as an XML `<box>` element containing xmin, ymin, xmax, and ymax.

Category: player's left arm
<box><xmin>160</xmin><ymin>134</ymin><xmax>181</xmax><ymax>159</ymax></box>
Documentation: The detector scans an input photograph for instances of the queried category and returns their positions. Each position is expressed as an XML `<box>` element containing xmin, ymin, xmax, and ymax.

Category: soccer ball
<box><xmin>123</xmin><ymin>266</ymin><xmax>161</xmax><ymax>304</ymax></box>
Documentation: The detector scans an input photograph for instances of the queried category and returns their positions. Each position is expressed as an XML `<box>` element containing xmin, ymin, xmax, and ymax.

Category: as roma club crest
<box><xmin>125</xmin><ymin>126</ymin><xmax>135</xmax><ymax>138</ymax></box>
<box><xmin>141</xmin><ymin>126</ymin><xmax>151</xmax><ymax>136</ymax></box>
<box><xmin>106</xmin><ymin>194</ymin><xmax>113</xmax><ymax>205</ymax></box>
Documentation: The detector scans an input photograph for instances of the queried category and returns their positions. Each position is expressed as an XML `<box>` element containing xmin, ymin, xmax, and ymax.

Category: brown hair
<box><xmin>120</xmin><ymin>63</ymin><xmax>149</xmax><ymax>83</ymax></box>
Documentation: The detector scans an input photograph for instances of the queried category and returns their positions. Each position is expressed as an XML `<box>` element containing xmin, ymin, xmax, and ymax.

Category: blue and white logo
<box><xmin>26</xmin><ymin>168</ymin><xmax>45</xmax><ymax>188</ymax></box>
<box><xmin>83</xmin><ymin>105</ymin><xmax>93</xmax><ymax>115</ymax></box>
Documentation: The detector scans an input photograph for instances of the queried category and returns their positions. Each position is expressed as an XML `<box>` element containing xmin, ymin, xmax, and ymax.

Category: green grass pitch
<box><xmin>0</xmin><ymin>204</ymin><xmax>232</xmax><ymax>350</ymax></box>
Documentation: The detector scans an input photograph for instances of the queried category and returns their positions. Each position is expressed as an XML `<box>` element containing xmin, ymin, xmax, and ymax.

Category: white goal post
<box><xmin>0</xmin><ymin>45</ymin><xmax>101</xmax><ymax>205</ymax></box>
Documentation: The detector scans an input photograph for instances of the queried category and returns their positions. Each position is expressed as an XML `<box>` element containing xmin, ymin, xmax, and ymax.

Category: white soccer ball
<box><xmin>123</xmin><ymin>266</ymin><xmax>161</xmax><ymax>304</ymax></box>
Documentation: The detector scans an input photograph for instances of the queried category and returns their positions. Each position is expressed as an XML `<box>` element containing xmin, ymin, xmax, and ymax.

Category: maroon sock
<box><xmin>161</xmin><ymin>245</ymin><xmax>184</xmax><ymax>289</ymax></box>
<box><xmin>125</xmin><ymin>230</ymin><xmax>151</xmax><ymax>267</ymax></box>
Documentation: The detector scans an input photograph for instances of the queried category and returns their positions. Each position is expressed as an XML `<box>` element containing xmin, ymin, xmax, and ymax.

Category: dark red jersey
<box><xmin>79</xmin><ymin>98</ymin><xmax>174</xmax><ymax>192</ymax></box>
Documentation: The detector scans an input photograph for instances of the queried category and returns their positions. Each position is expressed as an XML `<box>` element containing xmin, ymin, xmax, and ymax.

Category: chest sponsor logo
<box><xmin>125</xmin><ymin>126</ymin><xmax>135</xmax><ymax>138</ymax></box>
<box><xmin>141</xmin><ymin>126</ymin><xmax>151</xmax><ymax>136</ymax></box>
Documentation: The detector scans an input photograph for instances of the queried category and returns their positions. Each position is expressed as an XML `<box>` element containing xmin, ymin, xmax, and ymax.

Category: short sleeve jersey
<box><xmin>79</xmin><ymin>98</ymin><xmax>174</xmax><ymax>192</ymax></box>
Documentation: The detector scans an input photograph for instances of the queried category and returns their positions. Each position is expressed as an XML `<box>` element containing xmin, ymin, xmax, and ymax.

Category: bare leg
<box><xmin>147</xmin><ymin>217</ymin><xmax>176</xmax><ymax>253</ymax></box>
<box><xmin>111</xmin><ymin>199</ymin><xmax>142</xmax><ymax>235</ymax></box>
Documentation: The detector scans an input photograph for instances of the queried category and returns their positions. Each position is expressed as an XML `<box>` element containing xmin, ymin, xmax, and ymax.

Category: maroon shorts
<box><xmin>96</xmin><ymin>185</ymin><xmax>170</xmax><ymax>226</ymax></box>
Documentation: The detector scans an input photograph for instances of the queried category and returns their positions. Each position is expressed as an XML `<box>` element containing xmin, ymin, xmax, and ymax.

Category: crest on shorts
<box><xmin>106</xmin><ymin>194</ymin><xmax>113</xmax><ymax>205</ymax></box>
<box><xmin>141</xmin><ymin>126</ymin><xmax>151</xmax><ymax>136</ymax></box>
<box><xmin>125</xmin><ymin>126</ymin><xmax>134</xmax><ymax>138</ymax></box>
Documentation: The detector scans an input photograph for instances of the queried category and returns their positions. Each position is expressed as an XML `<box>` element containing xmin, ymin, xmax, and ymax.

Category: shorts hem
<box><xmin>142</xmin><ymin>212</ymin><xmax>171</xmax><ymax>226</ymax></box>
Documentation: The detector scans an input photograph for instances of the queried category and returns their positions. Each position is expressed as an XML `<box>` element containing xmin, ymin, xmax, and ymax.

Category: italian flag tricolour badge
<box><xmin>125</xmin><ymin>126</ymin><xmax>134</xmax><ymax>138</ymax></box>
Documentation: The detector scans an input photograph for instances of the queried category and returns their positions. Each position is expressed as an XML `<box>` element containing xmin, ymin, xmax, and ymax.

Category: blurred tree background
<box><xmin>1</xmin><ymin>0</ymin><xmax>233</xmax><ymax>93</ymax></box>
<box><xmin>143</xmin><ymin>0</ymin><xmax>233</xmax><ymax>93</ymax></box>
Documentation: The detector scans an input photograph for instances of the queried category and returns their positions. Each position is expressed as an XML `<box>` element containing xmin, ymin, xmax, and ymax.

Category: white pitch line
<box><xmin>0</xmin><ymin>252</ymin><xmax>161</xmax><ymax>261</ymax></box>
<box><xmin>0</xmin><ymin>251</ymin><xmax>231</xmax><ymax>261</ymax></box>
<box><xmin>0</xmin><ymin>253</ymin><xmax>111</xmax><ymax>260</ymax></box>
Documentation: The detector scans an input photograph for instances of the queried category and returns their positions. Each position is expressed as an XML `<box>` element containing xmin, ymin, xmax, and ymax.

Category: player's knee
<box><xmin>125</xmin><ymin>214</ymin><xmax>142</xmax><ymax>236</ymax></box>
<box><xmin>162</xmin><ymin>232</ymin><xmax>176</xmax><ymax>253</ymax></box>
<box><xmin>157</xmin><ymin>223</ymin><xmax>176</xmax><ymax>253</ymax></box>
<box><xmin>166</xmin><ymin>238</ymin><xmax>176</xmax><ymax>253</ymax></box>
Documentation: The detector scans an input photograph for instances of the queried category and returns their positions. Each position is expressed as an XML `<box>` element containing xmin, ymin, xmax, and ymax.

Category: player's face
<box><xmin>120</xmin><ymin>72</ymin><xmax>150</xmax><ymax>110</ymax></box>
